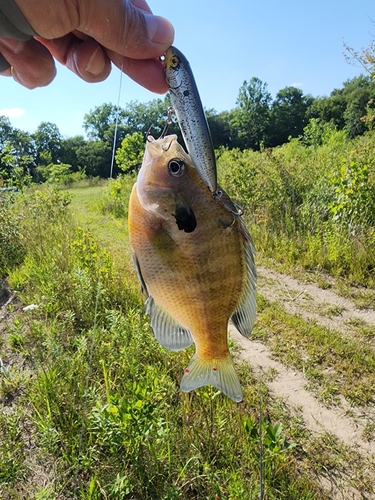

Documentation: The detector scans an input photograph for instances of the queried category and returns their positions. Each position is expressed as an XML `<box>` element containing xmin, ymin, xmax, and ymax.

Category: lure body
<box><xmin>164</xmin><ymin>46</ymin><xmax>218</xmax><ymax>194</ymax></box>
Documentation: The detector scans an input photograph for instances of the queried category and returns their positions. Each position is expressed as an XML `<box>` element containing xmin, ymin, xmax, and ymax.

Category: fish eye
<box><xmin>168</xmin><ymin>159</ymin><xmax>186</xmax><ymax>177</ymax></box>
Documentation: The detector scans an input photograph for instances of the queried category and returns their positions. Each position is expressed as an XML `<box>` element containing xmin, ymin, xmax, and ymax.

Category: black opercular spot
<box><xmin>183</xmin><ymin>90</ymin><xmax>190</xmax><ymax>97</ymax></box>
<box><xmin>174</xmin><ymin>207</ymin><xmax>197</xmax><ymax>233</ymax></box>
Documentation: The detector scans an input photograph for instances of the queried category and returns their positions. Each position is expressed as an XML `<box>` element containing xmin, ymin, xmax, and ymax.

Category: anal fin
<box><xmin>132</xmin><ymin>250</ymin><xmax>193</xmax><ymax>352</ymax></box>
<box><xmin>146</xmin><ymin>296</ymin><xmax>193</xmax><ymax>352</ymax></box>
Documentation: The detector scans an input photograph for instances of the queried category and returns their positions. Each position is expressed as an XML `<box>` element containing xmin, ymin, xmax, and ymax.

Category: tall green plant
<box><xmin>329</xmin><ymin>154</ymin><xmax>375</xmax><ymax>229</ymax></box>
<box><xmin>0</xmin><ymin>194</ymin><xmax>25</xmax><ymax>276</ymax></box>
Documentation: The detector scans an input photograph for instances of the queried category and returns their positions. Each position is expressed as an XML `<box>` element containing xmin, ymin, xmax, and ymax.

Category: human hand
<box><xmin>0</xmin><ymin>0</ymin><xmax>174</xmax><ymax>93</ymax></box>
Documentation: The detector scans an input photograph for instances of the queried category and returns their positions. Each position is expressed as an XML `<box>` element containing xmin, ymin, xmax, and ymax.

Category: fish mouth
<box><xmin>145</xmin><ymin>134</ymin><xmax>178</xmax><ymax>156</ymax></box>
<box><xmin>162</xmin><ymin>139</ymin><xmax>174</xmax><ymax>152</ymax></box>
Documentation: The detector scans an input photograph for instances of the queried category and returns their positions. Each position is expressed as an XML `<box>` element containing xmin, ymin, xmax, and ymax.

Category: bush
<box><xmin>217</xmin><ymin>129</ymin><xmax>375</xmax><ymax>285</ymax></box>
<box><xmin>98</xmin><ymin>174</ymin><xmax>136</xmax><ymax>218</ymax></box>
<box><xmin>0</xmin><ymin>193</ymin><xmax>25</xmax><ymax>276</ymax></box>
<box><xmin>8</xmin><ymin>197</ymin><xmax>114</xmax><ymax>328</ymax></box>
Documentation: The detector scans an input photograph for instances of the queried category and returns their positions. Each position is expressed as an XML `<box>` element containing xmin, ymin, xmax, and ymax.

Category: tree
<box><xmin>269</xmin><ymin>87</ymin><xmax>314</xmax><ymax>146</ymax></box>
<box><xmin>83</xmin><ymin>103</ymin><xmax>127</xmax><ymax>142</ymax></box>
<box><xmin>115</xmin><ymin>132</ymin><xmax>145</xmax><ymax>173</ymax></box>
<box><xmin>0</xmin><ymin>117</ymin><xmax>36</xmax><ymax>163</ymax></box>
<box><xmin>344</xmin><ymin>39</ymin><xmax>375</xmax><ymax>79</ymax></box>
<box><xmin>308</xmin><ymin>75</ymin><xmax>375</xmax><ymax>138</ymax></box>
<box><xmin>60</xmin><ymin>135</ymin><xmax>86</xmax><ymax>171</ymax></box>
<box><xmin>0</xmin><ymin>142</ymin><xmax>33</xmax><ymax>188</ymax></box>
<box><xmin>230</xmin><ymin>77</ymin><xmax>272</xmax><ymax>150</ymax></box>
<box><xmin>122</xmin><ymin>96</ymin><xmax>180</xmax><ymax>136</ymax></box>
<box><xmin>206</xmin><ymin>109</ymin><xmax>233</xmax><ymax>149</ymax></box>
<box><xmin>33</xmin><ymin>122</ymin><xmax>62</xmax><ymax>164</ymax></box>
<box><xmin>76</xmin><ymin>140</ymin><xmax>112</xmax><ymax>177</ymax></box>
<box><xmin>344</xmin><ymin>86</ymin><xmax>372</xmax><ymax>138</ymax></box>
<box><xmin>0</xmin><ymin>116</ymin><xmax>14</xmax><ymax>149</ymax></box>
<box><xmin>83</xmin><ymin>97</ymin><xmax>182</xmax><ymax>154</ymax></box>
<box><xmin>308</xmin><ymin>94</ymin><xmax>347</xmax><ymax>130</ymax></box>
<box><xmin>0</xmin><ymin>119</ymin><xmax>36</xmax><ymax>181</ymax></box>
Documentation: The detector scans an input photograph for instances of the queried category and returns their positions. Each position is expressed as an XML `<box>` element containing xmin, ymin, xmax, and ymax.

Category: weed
<box><xmin>0</xmin><ymin>357</ymin><xmax>28</xmax><ymax>401</ymax></box>
<box><xmin>0</xmin><ymin>184</ymin><xmax>363</xmax><ymax>499</ymax></box>
<box><xmin>324</xmin><ymin>305</ymin><xmax>344</xmax><ymax>318</ymax></box>
<box><xmin>0</xmin><ymin>194</ymin><xmax>25</xmax><ymax>276</ymax></box>
<box><xmin>98</xmin><ymin>174</ymin><xmax>135</xmax><ymax>218</ymax></box>
<box><xmin>0</xmin><ymin>408</ymin><xmax>26</xmax><ymax>486</ymax></box>
<box><xmin>218</xmin><ymin>131</ymin><xmax>375</xmax><ymax>286</ymax></box>
<box><xmin>34</xmin><ymin>485</ymin><xmax>56</xmax><ymax>500</ymax></box>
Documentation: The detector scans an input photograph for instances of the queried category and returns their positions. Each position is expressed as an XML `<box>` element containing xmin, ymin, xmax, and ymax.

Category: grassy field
<box><xmin>0</xmin><ymin>181</ymin><xmax>374</xmax><ymax>499</ymax></box>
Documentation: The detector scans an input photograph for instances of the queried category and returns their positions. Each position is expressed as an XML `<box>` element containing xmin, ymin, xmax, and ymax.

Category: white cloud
<box><xmin>0</xmin><ymin>107</ymin><xmax>25</xmax><ymax>118</ymax></box>
<box><xmin>291</xmin><ymin>82</ymin><xmax>304</xmax><ymax>88</ymax></box>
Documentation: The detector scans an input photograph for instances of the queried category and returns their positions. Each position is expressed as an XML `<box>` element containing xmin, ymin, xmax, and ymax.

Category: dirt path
<box><xmin>231</xmin><ymin>266</ymin><xmax>375</xmax><ymax>499</ymax></box>
<box><xmin>257</xmin><ymin>266</ymin><xmax>375</xmax><ymax>332</ymax></box>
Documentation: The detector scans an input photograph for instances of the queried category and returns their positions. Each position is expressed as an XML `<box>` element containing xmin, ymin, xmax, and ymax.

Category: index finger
<box><xmin>107</xmin><ymin>48</ymin><xmax>168</xmax><ymax>93</ymax></box>
<box><xmin>0</xmin><ymin>37</ymin><xmax>56</xmax><ymax>88</ymax></box>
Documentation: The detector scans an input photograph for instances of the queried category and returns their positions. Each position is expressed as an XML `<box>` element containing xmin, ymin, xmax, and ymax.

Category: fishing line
<box><xmin>72</xmin><ymin>9</ymin><xmax>127</xmax><ymax>498</ymax></box>
<box><xmin>109</xmin><ymin>57</ymin><xmax>126</xmax><ymax>179</ymax></box>
<box><xmin>259</xmin><ymin>375</ymin><xmax>264</xmax><ymax>500</ymax></box>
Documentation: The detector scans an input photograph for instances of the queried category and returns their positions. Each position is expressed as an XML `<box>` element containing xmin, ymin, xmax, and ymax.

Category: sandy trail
<box><xmin>231</xmin><ymin>328</ymin><xmax>375</xmax><ymax>456</ymax></box>
<box><xmin>231</xmin><ymin>266</ymin><xmax>375</xmax><ymax>499</ymax></box>
<box><xmin>257</xmin><ymin>266</ymin><xmax>375</xmax><ymax>332</ymax></box>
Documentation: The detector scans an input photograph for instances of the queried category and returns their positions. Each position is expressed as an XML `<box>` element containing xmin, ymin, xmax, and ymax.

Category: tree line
<box><xmin>1</xmin><ymin>73</ymin><xmax>375</xmax><ymax>187</ymax></box>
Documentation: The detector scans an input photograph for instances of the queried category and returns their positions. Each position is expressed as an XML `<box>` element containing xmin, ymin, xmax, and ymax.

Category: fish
<box><xmin>128</xmin><ymin>135</ymin><xmax>256</xmax><ymax>402</ymax></box>
<box><xmin>164</xmin><ymin>46</ymin><xmax>218</xmax><ymax>195</ymax></box>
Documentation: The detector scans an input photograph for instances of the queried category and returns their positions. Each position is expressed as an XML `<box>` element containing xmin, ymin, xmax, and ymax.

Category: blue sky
<box><xmin>1</xmin><ymin>0</ymin><xmax>375</xmax><ymax>138</ymax></box>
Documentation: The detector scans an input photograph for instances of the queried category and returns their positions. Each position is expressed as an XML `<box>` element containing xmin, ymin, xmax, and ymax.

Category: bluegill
<box><xmin>164</xmin><ymin>46</ymin><xmax>218</xmax><ymax>195</ymax></box>
<box><xmin>128</xmin><ymin>135</ymin><xmax>256</xmax><ymax>402</ymax></box>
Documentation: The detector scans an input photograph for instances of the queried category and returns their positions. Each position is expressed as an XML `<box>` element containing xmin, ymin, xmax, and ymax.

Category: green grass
<box><xmin>1</xmin><ymin>183</ymin><xmax>374</xmax><ymax>498</ymax></box>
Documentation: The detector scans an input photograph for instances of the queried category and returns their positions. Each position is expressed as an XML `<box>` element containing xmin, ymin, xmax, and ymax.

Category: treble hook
<box><xmin>160</xmin><ymin>106</ymin><xmax>175</xmax><ymax>139</ymax></box>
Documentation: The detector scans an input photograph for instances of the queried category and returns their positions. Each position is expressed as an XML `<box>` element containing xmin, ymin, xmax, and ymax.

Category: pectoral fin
<box><xmin>131</xmin><ymin>251</ymin><xmax>147</xmax><ymax>295</ymax></box>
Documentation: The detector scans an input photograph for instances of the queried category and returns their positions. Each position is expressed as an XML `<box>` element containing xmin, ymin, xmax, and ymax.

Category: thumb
<box><xmin>81</xmin><ymin>0</ymin><xmax>174</xmax><ymax>60</ymax></box>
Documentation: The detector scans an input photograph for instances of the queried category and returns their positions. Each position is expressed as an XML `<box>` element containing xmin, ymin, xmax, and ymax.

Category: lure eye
<box><xmin>168</xmin><ymin>159</ymin><xmax>186</xmax><ymax>177</ymax></box>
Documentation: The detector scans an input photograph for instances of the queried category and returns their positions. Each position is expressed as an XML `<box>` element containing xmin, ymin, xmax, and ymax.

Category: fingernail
<box><xmin>85</xmin><ymin>46</ymin><xmax>106</xmax><ymax>76</ymax></box>
<box><xmin>146</xmin><ymin>15</ymin><xmax>174</xmax><ymax>46</ymax></box>
<box><xmin>0</xmin><ymin>38</ymin><xmax>24</xmax><ymax>53</ymax></box>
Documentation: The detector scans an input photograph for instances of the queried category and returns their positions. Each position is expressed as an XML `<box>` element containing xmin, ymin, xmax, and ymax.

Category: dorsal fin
<box><xmin>230</xmin><ymin>218</ymin><xmax>257</xmax><ymax>337</ymax></box>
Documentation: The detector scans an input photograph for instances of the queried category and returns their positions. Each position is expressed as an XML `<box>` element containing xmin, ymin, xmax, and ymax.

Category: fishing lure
<box><xmin>164</xmin><ymin>46</ymin><xmax>218</xmax><ymax>195</ymax></box>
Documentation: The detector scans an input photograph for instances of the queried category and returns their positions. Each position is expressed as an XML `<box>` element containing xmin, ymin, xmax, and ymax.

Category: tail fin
<box><xmin>180</xmin><ymin>354</ymin><xmax>243</xmax><ymax>402</ymax></box>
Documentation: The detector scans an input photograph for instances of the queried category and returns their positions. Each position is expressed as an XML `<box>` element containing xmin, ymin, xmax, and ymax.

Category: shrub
<box><xmin>217</xmin><ymin>129</ymin><xmax>375</xmax><ymax>284</ymax></box>
<box><xmin>98</xmin><ymin>175</ymin><xmax>135</xmax><ymax>218</ymax></box>
<box><xmin>0</xmin><ymin>193</ymin><xmax>25</xmax><ymax>276</ymax></box>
